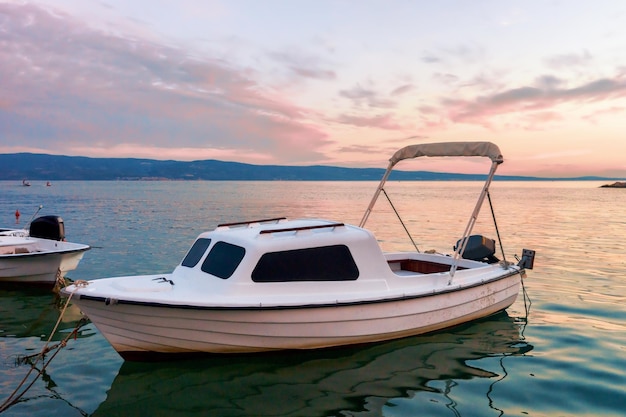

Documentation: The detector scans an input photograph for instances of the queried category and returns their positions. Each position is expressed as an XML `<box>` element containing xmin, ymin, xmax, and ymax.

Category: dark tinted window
<box><xmin>201</xmin><ymin>241</ymin><xmax>246</xmax><ymax>279</ymax></box>
<box><xmin>252</xmin><ymin>245</ymin><xmax>359</xmax><ymax>282</ymax></box>
<box><xmin>181</xmin><ymin>238</ymin><xmax>211</xmax><ymax>267</ymax></box>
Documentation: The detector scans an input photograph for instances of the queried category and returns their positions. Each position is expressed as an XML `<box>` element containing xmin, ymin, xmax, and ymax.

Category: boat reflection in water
<box><xmin>93</xmin><ymin>312</ymin><xmax>533</xmax><ymax>417</ymax></box>
<box><xmin>0</xmin><ymin>289</ymin><xmax>97</xmax><ymax>416</ymax></box>
<box><xmin>0</xmin><ymin>288</ymin><xmax>91</xmax><ymax>342</ymax></box>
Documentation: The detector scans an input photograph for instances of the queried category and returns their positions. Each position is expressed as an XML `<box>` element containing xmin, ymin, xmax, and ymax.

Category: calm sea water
<box><xmin>0</xmin><ymin>180</ymin><xmax>624</xmax><ymax>417</ymax></box>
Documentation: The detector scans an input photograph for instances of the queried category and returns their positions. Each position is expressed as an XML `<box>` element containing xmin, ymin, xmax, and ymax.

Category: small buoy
<box><xmin>15</xmin><ymin>209</ymin><xmax>20</xmax><ymax>224</ymax></box>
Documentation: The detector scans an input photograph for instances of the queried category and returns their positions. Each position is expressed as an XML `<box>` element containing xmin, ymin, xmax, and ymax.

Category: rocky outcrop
<box><xmin>601</xmin><ymin>181</ymin><xmax>626</xmax><ymax>188</ymax></box>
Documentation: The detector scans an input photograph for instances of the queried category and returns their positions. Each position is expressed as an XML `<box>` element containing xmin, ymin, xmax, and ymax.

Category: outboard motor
<box><xmin>454</xmin><ymin>235</ymin><xmax>499</xmax><ymax>263</ymax></box>
<box><xmin>30</xmin><ymin>215</ymin><xmax>66</xmax><ymax>241</ymax></box>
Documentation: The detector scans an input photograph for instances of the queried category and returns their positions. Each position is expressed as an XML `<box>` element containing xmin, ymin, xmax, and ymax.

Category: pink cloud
<box><xmin>290</xmin><ymin>67</ymin><xmax>336</xmax><ymax>80</ymax></box>
<box><xmin>339</xmin><ymin>85</ymin><xmax>397</xmax><ymax>109</ymax></box>
<box><xmin>544</xmin><ymin>50</ymin><xmax>593</xmax><ymax>69</ymax></box>
<box><xmin>0</xmin><ymin>3</ymin><xmax>331</xmax><ymax>163</ymax></box>
<box><xmin>583</xmin><ymin>106</ymin><xmax>626</xmax><ymax>123</ymax></box>
<box><xmin>269</xmin><ymin>50</ymin><xmax>337</xmax><ymax>81</ymax></box>
<box><xmin>390</xmin><ymin>84</ymin><xmax>414</xmax><ymax>96</ymax></box>
<box><xmin>518</xmin><ymin>111</ymin><xmax>563</xmax><ymax>130</ymax></box>
<box><xmin>442</xmin><ymin>75</ymin><xmax>626</xmax><ymax>126</ymax></box>
<box><xmin>335</xmin><ymin>113</ymin><xmax>405</xmax><ymax>130</ymax></box>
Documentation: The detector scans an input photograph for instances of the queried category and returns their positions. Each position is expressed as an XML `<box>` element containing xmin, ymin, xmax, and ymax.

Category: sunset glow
<box><xmin>1</xmin><ymin>1</ymin><xmax>626</xmax><ymax>177</ymax></box>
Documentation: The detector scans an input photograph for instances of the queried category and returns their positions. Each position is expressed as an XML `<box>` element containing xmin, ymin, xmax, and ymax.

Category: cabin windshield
<box><xmin>201</xmin><ymin>241</ymin><xmax>246</xmax><ymax>279</ymax></box>
<box><xmin>181</xmin><ymin>238</ymin><xmax>212</xmax><ymax>268</ymax></box>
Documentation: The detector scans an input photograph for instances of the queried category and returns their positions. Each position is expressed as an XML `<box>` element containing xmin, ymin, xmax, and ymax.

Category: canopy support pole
<box><xmin>448</xmin><ymin>160</ymin><xmax>499</xmax><ymax>284</ymax></box>
<box><xmin>360</xmin><ymin>162</ymin><xmax>394</xmax><ymax>228</ymax></box>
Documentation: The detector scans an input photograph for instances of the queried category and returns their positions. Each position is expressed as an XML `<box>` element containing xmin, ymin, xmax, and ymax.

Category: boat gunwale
<box><xmin>0</xmin><ymin>245</ymin><xmax>91</xmax><ymax>258</ymax></box>
<box><xmin>70</xmin><ymin>268</ymin><xmax>523</xmax><ymax>311</ymax></box>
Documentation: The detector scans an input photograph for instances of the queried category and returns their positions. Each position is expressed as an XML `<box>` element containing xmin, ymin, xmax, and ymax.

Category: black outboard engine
<box><xmin>454</xmin><ymin>235</ymin><xmax>499</xmax><ymax>263</ymax></box>
<box><xmin>30</xmin><ymin>215</ymin><xmax>66</xmax><ymax>241</ymax></box>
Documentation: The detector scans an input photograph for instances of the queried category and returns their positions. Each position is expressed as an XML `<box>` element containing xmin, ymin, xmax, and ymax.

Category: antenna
<box><xmin>27</xmin><ymin>205</ymin><xmax>44</xmax><ymax>226</ymax></box>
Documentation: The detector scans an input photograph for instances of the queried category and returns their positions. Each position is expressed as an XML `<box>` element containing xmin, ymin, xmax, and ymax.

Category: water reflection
<box><xmin>93</xmin><ymin>312</ymin><xmax>532</xmax><ymax>417</ymax></box>
<box><xmin>0</xmin><ymin>288</ymin><xmax>92</xmax><ymax>342</ymax></box>
<box><xmin>0</xmin><ymin>288</ymin><xmax>99</xmax><ymax>415</ymax></box>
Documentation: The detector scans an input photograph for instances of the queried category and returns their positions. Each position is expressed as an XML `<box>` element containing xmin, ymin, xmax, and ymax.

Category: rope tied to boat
<box><xmin>0</xmin><ymin>283</ymin><xmax>89</xmax><ymax>414</ymax></box>
<box><xmin>53</xmin><ymin>268</ymin><xmax>64</xmax><ymax>292</ymax></box>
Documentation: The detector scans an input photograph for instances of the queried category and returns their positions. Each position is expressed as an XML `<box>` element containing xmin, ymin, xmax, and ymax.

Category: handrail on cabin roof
<box><xmin>217</xmin><ymin>217</ymin><xmax>287</xmax><ymax>228</ymax></box>
<box><xmin>259</xmin><ymin>223</ymin><xmax>345</xmax><ymax>235</ymax></box>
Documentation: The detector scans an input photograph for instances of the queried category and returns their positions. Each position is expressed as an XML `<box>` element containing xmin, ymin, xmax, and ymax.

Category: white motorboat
<box><xmin>62</xmin><ymin>142</ymin><xmax>535</xmax><ymax>360</ymax></box>
<box><xmin>1</xmin><ymin>205</ymin><xmax>44</xmax><ymax>237</ymax></box>
<box><xmin>0</xmin><ymin>216</ymin><xmax>90</xmax><ymax>287</ymax></box>
<box><xmin>0</xmin><ymin>228</ymin><xmax>28</xmax><ymax>237</ymax></box>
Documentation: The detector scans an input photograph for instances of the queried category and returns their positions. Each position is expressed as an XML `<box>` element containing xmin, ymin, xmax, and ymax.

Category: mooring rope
<box><xmin>520</xmin><ymin>275</ymin><xmax>532</xmax><ymax>334</ymax></box>
<box><xmin>0</xmin><ymin>280</ymin><xmax>89</xmax><ymax>414</ymax></box>
<box><xmin>53</xmin><ymin>268</ymin><xmax>66</xmax><ymax>293</ymax></box>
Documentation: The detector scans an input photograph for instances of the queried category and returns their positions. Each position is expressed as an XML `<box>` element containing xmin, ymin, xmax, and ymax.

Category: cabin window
<box><xmin>251</xmin><ymin>245</ymin><xmax>359</xmax><ymax>282</ymax></box>
<box><xmin>201</xmin><ymin>241</ymin><xmax>246</xmax><ymax>279</ymax></box>
<box><xmin>181</xmin><ymin>238</ymin><xmax>212</xmax><ymax>268</ymax></box>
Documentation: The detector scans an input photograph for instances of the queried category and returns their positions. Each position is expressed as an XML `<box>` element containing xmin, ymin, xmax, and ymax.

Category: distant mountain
<box><xmin>0</xmin><ymin>152</ymin><xmax>605</xmax><ymax>181</ymax></box>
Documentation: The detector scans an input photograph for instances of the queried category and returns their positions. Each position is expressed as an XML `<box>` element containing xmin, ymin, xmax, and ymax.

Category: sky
<box><xmin>1</xmin><ymin>0</ymin><xmax>626</xmax><ymax>178</ymax></box>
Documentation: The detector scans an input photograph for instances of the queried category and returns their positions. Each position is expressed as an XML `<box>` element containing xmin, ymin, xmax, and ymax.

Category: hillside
<box><xmin>0</xmin><ymin>152</ymin><xmax>578</xmax><ymax>181</ymax></box>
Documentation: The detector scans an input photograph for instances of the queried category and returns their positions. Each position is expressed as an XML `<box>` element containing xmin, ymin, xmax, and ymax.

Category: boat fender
<box><xmin>104</xmin><ymin>298</ymin><xmax>119</xmax><ymax>306</ymax></box>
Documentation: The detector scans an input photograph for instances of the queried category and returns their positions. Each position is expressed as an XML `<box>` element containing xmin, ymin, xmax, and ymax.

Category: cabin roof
<box><xmin>198</xmin><ymin>218</ymin><xmax>373</xmax><ymax>251</ymax></box>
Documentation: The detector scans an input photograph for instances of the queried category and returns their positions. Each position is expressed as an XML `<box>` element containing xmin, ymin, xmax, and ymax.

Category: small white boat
<box><xmin>2</xmin><ymin>205</ymin><xmax>44</xmax><ymax>236</ymax></box>
<box><xmin>0</xmin><ymin>228</ymin><xmax>28</xmax><ymax>237</ymax></box>
<box><xmin>0</xmin><ymin>216</ymin><xmax>90</xmax><ymax>287</ymax></box>
<box><xmin>63</xmin><ymin>142</ymin><xmax>535</xmax><ymax>360</ymax></box>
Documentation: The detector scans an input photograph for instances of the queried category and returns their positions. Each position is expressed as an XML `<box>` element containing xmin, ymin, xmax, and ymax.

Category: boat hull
<box><xmin>0</xmin><ymin>249</ymin><xmax>88</xmax><ymax>286</ymax></box>
<box><xmin>71</xmin><ymin>271</ymin><xmax>521</xmax><ymax>359</ymax></box>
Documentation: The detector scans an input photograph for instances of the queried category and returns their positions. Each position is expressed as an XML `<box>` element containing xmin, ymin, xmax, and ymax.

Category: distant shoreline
<box><xmin>1</xmin><ymin>153</ymin><xmax>624</xmax><ymax>182</ymax></box>
<box><xmin>3</xmin><ymin>178</ymin><xmax>624</xmax><ymax>183</ymax></box>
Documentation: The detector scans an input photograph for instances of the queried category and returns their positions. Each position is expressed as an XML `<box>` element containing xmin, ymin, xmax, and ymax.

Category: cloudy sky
<box><xmin>2</xmin><ymin>0</ymin><xmax>626</xmax><ymax>177</ymax></box>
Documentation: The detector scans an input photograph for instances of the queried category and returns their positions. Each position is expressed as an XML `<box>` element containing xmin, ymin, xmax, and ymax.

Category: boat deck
<box><xmin>387</xmin><ymin>258</ymin><xmax>466</xmax><ymax>276</ymax></box>
<box><xmin>0</xmin><ymin>237</ymin><xmax>36</xmax><ymax>255</ymax></box>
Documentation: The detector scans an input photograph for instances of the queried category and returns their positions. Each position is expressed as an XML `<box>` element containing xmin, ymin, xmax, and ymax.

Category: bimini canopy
<box><xmin>360</xmin><ymin>141</ymin><xmax>506</xmax><ymax>282</ymax></box>
<box><xmin>360</xmin><ymin>141</ymin><xmax>504</xmax><ymax>232</ymax></box>
<box><xmin>389</xmin><ymin>141</ymin><xmax>503</xmax><ymax>167</ymax></box>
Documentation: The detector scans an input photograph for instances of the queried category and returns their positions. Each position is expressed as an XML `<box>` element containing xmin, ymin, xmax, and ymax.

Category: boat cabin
<box><xmin>172</xmin><ymin>217</ymin><xmax>486</xmax><ymax>288</ymax></box>
<box><xmin>173</xmin><ymin>218</ymin><xmax>379</xmax><ymax>282</ymax></box>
